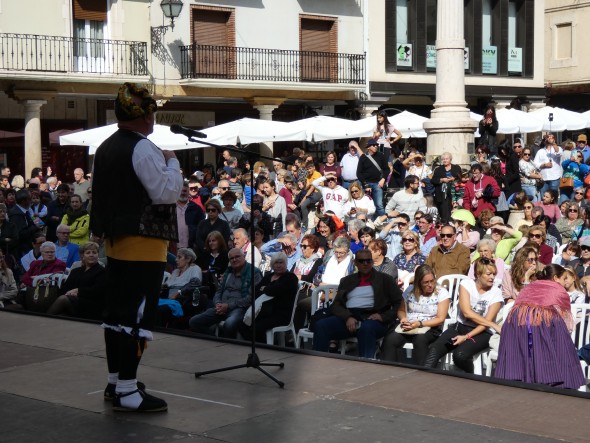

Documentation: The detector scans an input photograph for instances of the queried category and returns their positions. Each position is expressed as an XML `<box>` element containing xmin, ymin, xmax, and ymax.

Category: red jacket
<box><xmin>463</xmin><ymin>175</ymin><xmax>501</xmax><ymax>217</ymax></box>
<box><xmin>22</xmin><ymin>259</ymin><xmax>67</xmax><ymax>287</ymax></box>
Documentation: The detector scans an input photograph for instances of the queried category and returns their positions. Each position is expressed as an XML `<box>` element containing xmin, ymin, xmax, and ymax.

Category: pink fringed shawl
<box><xmin>513</xmin><ymin>280</ymin><xmax>574</xmax><ymax>331</ymax></box>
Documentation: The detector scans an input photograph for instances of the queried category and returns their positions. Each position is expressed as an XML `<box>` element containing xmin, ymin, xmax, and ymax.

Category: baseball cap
<box><xmin>581</xmin><ymin>237</ymin><xmax>590</xmax><ymax>248</ymax></box>
<box><xmin>366</xmin><ymin>139</ymin><xmax>379</xmax><ymax>147</ymax></box>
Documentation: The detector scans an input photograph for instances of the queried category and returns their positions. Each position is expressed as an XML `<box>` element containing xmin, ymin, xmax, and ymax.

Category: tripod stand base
<box><xmin>195</xmin><ymin>352</ymin><xmax>285</xmax><ymax>388</ymax></box>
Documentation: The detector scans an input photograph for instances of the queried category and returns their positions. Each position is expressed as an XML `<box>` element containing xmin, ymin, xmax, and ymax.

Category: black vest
<box><xmin>90</xmin><ymin>129</ymin><xmax>178</xmax><ymax>242</ymax></box>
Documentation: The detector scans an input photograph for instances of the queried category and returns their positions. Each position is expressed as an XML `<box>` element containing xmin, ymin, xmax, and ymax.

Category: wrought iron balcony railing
<box><xmin>0</xmin><ymin>33</ymin><xmax>148</xmax><ymax>76</ymax></box>
<box><xmin>180</xmin><ymin>44</ymin><xmax>365</xmax><ymax>85</ymax></box>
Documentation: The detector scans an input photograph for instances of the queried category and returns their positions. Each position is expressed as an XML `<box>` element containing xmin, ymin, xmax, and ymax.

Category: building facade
<box><xmin>544</xmin><ymin>0</ymin><xmax>590</xmax><ymax>111</ymax></box>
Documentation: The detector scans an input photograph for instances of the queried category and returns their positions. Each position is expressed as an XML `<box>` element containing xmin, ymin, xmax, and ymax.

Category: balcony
<box><xmin>180</xmin><ymin>44</ymin><xmax>365</xmax><ymax>85</ymax></box>
<box><xmin>0</xmin><ymin>33</ymin><xmax>148</xmax><ymax>76</ymax></box>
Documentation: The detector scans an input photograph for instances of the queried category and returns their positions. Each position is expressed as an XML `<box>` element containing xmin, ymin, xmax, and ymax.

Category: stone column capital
<box><xmin>7</xmin><ymin>88</ymin><xmax>56</xmax><ymax>104</ymax></box>
<box><xmin>246</xmin><ymin>97</ymin><xmax>286</xmax><ymax>108</ymax></box>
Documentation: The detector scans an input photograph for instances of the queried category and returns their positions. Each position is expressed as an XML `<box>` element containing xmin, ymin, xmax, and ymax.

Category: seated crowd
<box><xmin>2</xmin><ymin>134</ymin><xmax>590</xmax><ymax>390</ymax></box>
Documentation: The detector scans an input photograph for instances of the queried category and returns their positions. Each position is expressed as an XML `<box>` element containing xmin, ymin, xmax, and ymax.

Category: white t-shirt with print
<box><xmin>457</xmin><ymin>279</ymin><xmax>503</xmax><ymax>333</ymax></box>
<box><xmin>403</xmin><ymin>287</ymin><xmax>450</xmax><ymax>322</ymax></box>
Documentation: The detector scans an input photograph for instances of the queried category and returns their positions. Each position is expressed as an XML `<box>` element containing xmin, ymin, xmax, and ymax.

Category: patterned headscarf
<box><xmin>114</xmin><ymin>82</ymin><xmax>158</xmax><ymax>121</ymax></box>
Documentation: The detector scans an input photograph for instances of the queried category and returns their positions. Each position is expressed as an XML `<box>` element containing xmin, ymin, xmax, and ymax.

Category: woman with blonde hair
<box><xmin>393</xmin><ymin>230</ymin><xmax>425</xmax><ymax>274</ymax></box>
<box><xmin>381</xmin><ymin>264</ymin><xmax>450</xmax><ymax>365</ymax></box>
<box><xmin>10</xmin><ymin>175</ymin><xmax>24</xmax><ymax>191</ymax></box>
<box><xmin>562</xmin><ymin>267</ymin><xmax>585</xmax><ymax>305</ymax></box>
<box><xmin>47</xmin><ymin>242</ymin><xmax>105</xmax><ymax>319</ymax></box>
<box><xmin>424</xmin><ymin>257</ymin><xmax>503</xmax><ymax>373</ymax></box>
<box><xmin>342</xmin><ymin>180</ymin><xmax>375</xmax><ymax>222</ymax></box>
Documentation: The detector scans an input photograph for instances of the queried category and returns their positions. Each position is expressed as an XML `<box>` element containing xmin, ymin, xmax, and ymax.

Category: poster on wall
<box><xmin>426</xmin><ymin>45</ymin><xmax>436</xmax><ymax>68</ymax></box>
<box><xmin>482</xmin><ymin>46</ymin><xmax>498</xmax><ymax>74</ymax></box>
<box><xmin>508</xmin><ymin>47</ymin><xmax>522</xmax><ymax>73</ymax></box>
<box><xmin>397</xmin><ymin>43</ymin><xmax>413</xmax><ymax>68</ymax></box>
<box><xmin>464</xmin><ymin>47</ymin><xmax>470</xmax><ymax>70</ymax></box>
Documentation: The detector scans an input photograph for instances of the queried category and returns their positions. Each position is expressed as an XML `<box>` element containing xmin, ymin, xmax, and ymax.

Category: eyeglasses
<box><xmin>529</xmin><ymin>233</ymin><xmax>543</xmax><ymax>239</ymax></box>
<box><xmin>479</xmin><ymin>258</ymin><xmax>494</xmax><ymax>265</ymax></box>
<box><xmin>397</xmin><ymin>222</ymin><xmax>408</xmax><ymax>227</ymax></box>
<box><xmin>219</xmin><ymin>187</ymin><xmax>229</xmax><ymax>191</ymax></box>
<box><xmin>301</xmin><ymin>244</ymin><xmax>312</xmax><ymax>249</ymax></box>
<box><xmin>523</xmin><ymin>153</ymin><xmax>531</xmax><ymax>156</ymax></box>
<box><xmin>189</xmin><ymin>186</ymin><xmax>198</xmax><ymax>191</ymax></box>
<box><xmin>402</xmin><ymin>237</ymin><xmax>415</xmax><ymax>243</ymax></box>
<box><xmin>206</xmin><ymin>208</ymin><xmax>218</xmax><ymax>213</ymax></box>
<box><xmin>526</xmin><ymin>257</ymin><xmax>537</xmax><ymax>263</ymax></box>
<box><xmin>575</xmin><ymin>192</ymin><xmax>584</xmax><ymax>195</ymax></box>
<box><xmin>524</xmin><ymin>206</ymin><xmax>533</xmax><ymax>209</ymax></box>
<box><xmin>212</xmin><ymin>192</ymin><xmax>221</xmax><ymax>196</ymax></box>
<box><xmin>513</xmin><ymin>145</ymin><xmax>522</xmax><ymax>148</ymax></box>
<box><xmin>350</xmin><ymin>189</ymin><xmax>360</xmax><ymax>194</ymax></box>
<box><xmin>569</xmin><ymin>209</ymin><xmax>579</xmax><ymax>213</ymax></box>
<box><xmin>334</xmin><ymin>250</ymin><xmax>347</xmax><ymax>256</ymax></box>
<box><xmin>87</xmin><ymin>191</ymin><xmax>92</xmax><ymax>194</ymax></box>
<box><xmin>356</xmin><ymin>258</ymin><xmax>373</xmax><ymax>264</ymax></box>
<box><xmin>440</xmin><ymin>233</ymin><xmax>454</xmax><ymax>238</ymax></box>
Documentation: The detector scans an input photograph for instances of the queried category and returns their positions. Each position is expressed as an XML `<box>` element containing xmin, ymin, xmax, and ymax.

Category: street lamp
<box><xmin>152</xmin><ymin>0</ymin><xmax>183</xmax><ymax>54</ymax></box>
<box><xmin>159</xmin><ymin>0</ymin><xmax>183</xmax><ymax>31</ymax></box>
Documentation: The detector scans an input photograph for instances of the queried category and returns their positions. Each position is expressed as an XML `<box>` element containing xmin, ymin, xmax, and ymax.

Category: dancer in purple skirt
<box><xmin>496</xmin><ymin>264</ymin><xmax>585</xmax><ymax>389</ymax></box>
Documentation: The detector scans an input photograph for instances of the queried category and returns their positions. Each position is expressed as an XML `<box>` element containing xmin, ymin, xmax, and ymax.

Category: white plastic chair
<box><xmin>265</xmin><ymin>282</ymin><xmax>302</xmax><ymax>347</ymax></box>
<box><xmin>484</xmin><ymin>301</ymin><xmax>515</xmax><ymax>376</ymax></box>
<box><xmin>570</xmin><ymin>303</ymin><xmax>590</xmax><ymax>383</ymax></box>
<box><xmin>296</xmin><ymin>285</ymin><xmax>337</xmax><ymax>349</ymax></box>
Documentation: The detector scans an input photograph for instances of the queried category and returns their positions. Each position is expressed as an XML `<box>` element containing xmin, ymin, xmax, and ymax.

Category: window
<box><xmin>72</xmin><ymin>0</ymin><xmax>107</xmax><ymax>72</ymax></box>
<box><xmin>191</xmin><ymin>6</ymin><xmax>235</xmax><ymax>79</ymax></box>
<box><xmin>300</xmin><ymin>16</ymin><xmax>337</xmax><ymax>82</ymax></box>
<box><xmin>556</xmin><ymin>23</ymin><xmax>573</xmax><ymax>59</ymax></box>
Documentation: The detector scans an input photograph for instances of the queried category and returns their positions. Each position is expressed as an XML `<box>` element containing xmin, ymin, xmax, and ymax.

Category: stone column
<box><xmin>248</xmin><ymin>97</ymin><xmax>285</xmax><ymax>161</ymax></box>
<box><xmin>423</xmin><ymin>0</ymin><xmax>477</xmax><ymax>166</ymax></box>
<box><xmin>22</xmin><ymin>100</ymin><xmax>47</xmax><ymax>178</ymax></box>
<box><xmin>7</xmin><ymin>89</ymin><xmax>55</xmax><ymax>177</ymax></box>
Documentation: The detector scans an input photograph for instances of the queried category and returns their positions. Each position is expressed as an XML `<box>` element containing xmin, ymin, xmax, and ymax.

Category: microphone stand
<box><xmin>185</xmin><ymin>135</ymin><xmax>287</xmax><ymax>388</ymax></box>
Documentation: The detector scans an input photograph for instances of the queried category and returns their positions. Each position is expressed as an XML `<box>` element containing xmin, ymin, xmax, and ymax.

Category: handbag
<box><xmin>394</xmin><ymin>324</ymin><xmax>431</xmax><ymax>335</ymax></box>
<box><xmin>559</xmin><ymin>176</ymin><xmax>574</xmax><ymax>190</ymax></box>
<box><xmin>25</xmin><ymin>281</ymin><xmax>60</xmax><ymax>313</ymax></box>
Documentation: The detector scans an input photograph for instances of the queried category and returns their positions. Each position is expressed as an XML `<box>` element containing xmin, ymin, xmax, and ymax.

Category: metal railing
<box><xmin>180</xmin><ymin>44</ymin><xmax>365</xmax><ymax>84</ymax></box>
<box><xmin>0</xmin><ymin>33</ymin><xmax>148</xmax><ymax>76</ymax></box>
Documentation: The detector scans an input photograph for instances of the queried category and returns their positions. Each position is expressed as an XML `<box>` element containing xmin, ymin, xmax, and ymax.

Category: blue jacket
<box><xmin>55</xmin><ymin>241</ymin><xmax>80</xmax><ymax>268</ymax></box>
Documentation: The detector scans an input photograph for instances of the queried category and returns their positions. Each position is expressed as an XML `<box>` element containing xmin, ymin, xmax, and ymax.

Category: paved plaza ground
<box><xmin>1</xmin><ymin>310</ymin><xmax>589</xmax><ymax>443</ymax></box>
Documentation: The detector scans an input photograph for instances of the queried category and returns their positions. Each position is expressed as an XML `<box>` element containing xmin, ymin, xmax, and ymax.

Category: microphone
<box><xmin>170</xmin><ymin>124</ymin><xmax>207</xmax><ymax>139</ymax></box>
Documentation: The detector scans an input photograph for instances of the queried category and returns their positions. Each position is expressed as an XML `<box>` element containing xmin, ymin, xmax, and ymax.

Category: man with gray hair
<box><xmin>73</xmin><ymin>168</ymin><xmax>91</xmax><ymax>203</ymax></box>
<box><xmin>189</xmin><ymin>248</ymin><xmax>261</xmax><ymax>338</ymax></box>
<box><xmin>232</xmin><ymin>227</ymin><xmax>262</xmax><ymax>268</ymax></box>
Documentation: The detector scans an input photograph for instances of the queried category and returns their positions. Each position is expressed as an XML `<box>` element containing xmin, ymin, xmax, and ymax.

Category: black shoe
<box><xmin>112</xmin><ymin>389</ymin><xmax>167</xmax><ymax>412</ymax></box>
<box><xmin>104</xmin><ymin>381</ymin><xmax>146</xmax><ymax>401</ymax></box>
